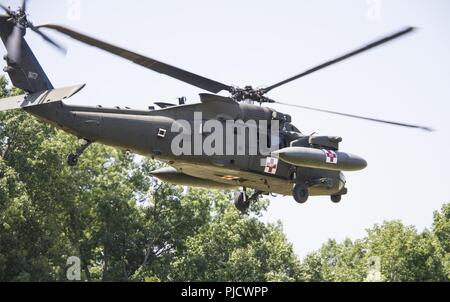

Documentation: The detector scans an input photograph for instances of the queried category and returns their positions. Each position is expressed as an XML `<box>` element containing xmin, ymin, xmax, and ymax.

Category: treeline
<box><xmin>0</xmin><ymin>77</ymin><xmax>448</xmax><ymax>281</ymax></box>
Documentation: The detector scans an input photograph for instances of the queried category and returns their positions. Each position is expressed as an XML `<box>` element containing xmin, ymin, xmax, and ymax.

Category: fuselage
<box><xmin>25</xmin><ymin>98</ymin><xmax>346</xmax><ymax>196</ymax></box>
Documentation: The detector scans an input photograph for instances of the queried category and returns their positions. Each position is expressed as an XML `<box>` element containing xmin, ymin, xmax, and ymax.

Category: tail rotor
<box><xmin>0</xmin><ymin>0</ymin><xmax>66</xmax><ymax>63</ymax></box>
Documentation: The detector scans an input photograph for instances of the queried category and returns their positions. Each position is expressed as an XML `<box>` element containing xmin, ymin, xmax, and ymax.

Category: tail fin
<box><xmin>0</xmin><ymin>15</ymin><xmax>53</xmax><ymax>93</ymax></box>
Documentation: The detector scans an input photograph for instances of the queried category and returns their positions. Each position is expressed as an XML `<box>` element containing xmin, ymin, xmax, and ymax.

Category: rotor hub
<box><xmin>7</xmin><ymin>7</ymin><xmax>29</xmax><ymax>28</ymax></box>
<box><xmin>230</xmin><ymin>86</ymin><xmax>273</xmax><ymax>103</ymax></box>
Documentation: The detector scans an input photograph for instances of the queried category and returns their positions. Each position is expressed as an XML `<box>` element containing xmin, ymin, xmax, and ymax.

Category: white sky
<box><xmin>3</xmin><ymin>0</ymin><xmax>449</xmax><ymax>257</ymax></box>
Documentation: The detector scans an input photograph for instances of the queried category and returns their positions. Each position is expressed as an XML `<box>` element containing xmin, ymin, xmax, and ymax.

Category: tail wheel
<box><xmin>293</xmin><ymin>184</ymin><xmax>309</xmax><ymax>204</ymax></box>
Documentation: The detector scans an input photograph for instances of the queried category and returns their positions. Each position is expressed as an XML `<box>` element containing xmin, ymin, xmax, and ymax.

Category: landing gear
<box><xmin>331</xmin><ymin>187</ymin><xmax>347</xmax><ymax>203</ymax></box>
<box><xmin>293</xmin><ymin>183</ymin><xmax>309</xmax><ymax>204</ymax></box>
<box><xmin>331</xmin><ymin>195</ymin><xmax>342</xmax><ymax>203</ymax></box>
<box><xmin>234</xmin><ymin>189</ymin><xmax>262</xmax><ymax>213</ymax></box>
<box><xmin>234</xmin><ymin>191</ymin><xmax>250</xmax><ymax>212</ymax></box>
<box><xmin>67</xmin><ymin>139</ymin><xmax>92</xmax><ymax>166</ymax></box>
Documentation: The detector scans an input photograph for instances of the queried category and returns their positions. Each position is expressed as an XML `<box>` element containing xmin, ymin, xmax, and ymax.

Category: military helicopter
<box><xmin>0</xmin><ymin>2</ymin><xmax>432</xmax><ymax>212</ymax></box>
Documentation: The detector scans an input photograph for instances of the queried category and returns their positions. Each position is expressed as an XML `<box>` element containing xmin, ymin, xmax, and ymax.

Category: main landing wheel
<box><xmin>293</xmin><ymin>184</ymin><xmax>309</xmax><ymax>204</ymax></box>
<box><xmin>67</xmin><ymin>140</ymin><xmax>92</xmax><ymax>167</ymax></box>
<box><xmin>331</xmin><ymin>195</ymin><xmax>342</xmax><ymax>203</ymax></box>
<box><xmin>234</xmin><ymin>192</ymin><xmax>250</xmax><ymax>213</ymax></box>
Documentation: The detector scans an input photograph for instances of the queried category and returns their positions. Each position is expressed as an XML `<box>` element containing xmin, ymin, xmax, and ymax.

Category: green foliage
<box><xmin>301</xmin><ymin>217</ymin><xmax>449</xmax><ymax>282</ymax></box>
<box><xmin>432</xmin><ymin>203</ymin><xmax>450</xmax><ymax>279</ymax></box>
<box><xmin>301</xmin><ymin>238</ymin><xmax>367</xmax><ymax>282</ymax></box>
<box><xmin>170</xmin><ymin>207</ymin><xmax>301</xmax><ymax>281</ymax></box>
<box><xmin>0</xmin><ymin>76</ymin><xmax>448</xmax><ymax>282</ymax></box>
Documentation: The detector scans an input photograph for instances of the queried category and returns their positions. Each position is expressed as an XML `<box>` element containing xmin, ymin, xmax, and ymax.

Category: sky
<box><xmin>2</xmin><ymin>0</ymin><xmax>449</xmax><ymax>257</ymax></box>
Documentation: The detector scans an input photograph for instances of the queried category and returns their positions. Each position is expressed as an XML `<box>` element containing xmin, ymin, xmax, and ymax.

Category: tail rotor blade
<box><xmin>29</xmin><ymin>25</ymin><xmax>67</xmax><ymax>54</ymax></box>
<box><xmin>22</xmin><ymin>0</ymin><xmax>28</xmax><ymax>12</ymax></box>
<box><xmin>0</xmin><ymin>4</ymin><xmax>11</xmax><ymax>15</ymax></box>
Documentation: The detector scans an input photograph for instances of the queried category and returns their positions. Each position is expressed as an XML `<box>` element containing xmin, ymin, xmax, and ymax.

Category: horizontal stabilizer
<box><xmin>0</xmin><ymin>84</ymin><xmax>85</xmax><ymax>111</ymax></box>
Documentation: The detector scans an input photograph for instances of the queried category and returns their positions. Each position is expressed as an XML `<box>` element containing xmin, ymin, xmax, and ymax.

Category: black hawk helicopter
<box><xmin>0</xmin><ymin>1</ymin><xmax>432</xmax><ymax>212</ymax></box>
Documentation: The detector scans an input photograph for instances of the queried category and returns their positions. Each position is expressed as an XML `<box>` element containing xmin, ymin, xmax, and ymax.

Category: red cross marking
<box><xmin>265</xmin><ymin>157</ymin><xmax>279</xmax><ymax>174</ymax></box>
<box><xmin>266</xmin><ymin>159</ymin><xmax>277</xmax><ymax>172</ymax></box>
<box><xmin>323</xmin><ymin>149</ymin><xmax>338</xmax><ymax>164</ymax></box>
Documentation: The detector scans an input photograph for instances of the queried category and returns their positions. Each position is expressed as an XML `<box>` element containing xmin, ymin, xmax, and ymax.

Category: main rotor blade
<box><xmin>274</xmin><ymin>101</ymin><xmax>433</xmax><ymax>131</ymax></box>
<box><xmin>38</xmin><ymin>24</ymin><xmax>233</xmax><ymax>94</ymax></box>
<box><xmin>29</xmin><ymin>24</ymin><xmax>67</xmax><ymax>54</ymax></box>
<box><xmin>263</xmin><ymin>27</ymin><xmax>416</xmax><ymax>94</ymax></box>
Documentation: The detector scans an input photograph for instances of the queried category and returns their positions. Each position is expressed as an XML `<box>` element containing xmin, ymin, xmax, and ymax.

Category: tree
<box><xmin>301</xmin><ymin>216</ymin><xmax>449</xmax><ymax>282</ymax></box>
<box><xmin>169</xmin><ymin>199</ymin><xmax>301</xmax><ymax>281</ymax></box>
<box><xmin>301</xmin><ymin>238</ymin><xmax>367</xmax><ymax>282</ymax></box>
<box><xmin>362</xmin><ymin>221</ymin><xmax>445</xmax><ymax>281</ymax></box>
<box><xmin>432</xmin><ymin>203</ymin><xmax>450</xmax><ymax>279</ymax></box>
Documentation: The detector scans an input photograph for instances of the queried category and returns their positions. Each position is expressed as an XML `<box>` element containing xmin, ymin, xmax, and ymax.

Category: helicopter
<box><xmin>0</xmin><ymin>1</ymin><xmax>432</xmax><ymax>212</ymax></box>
